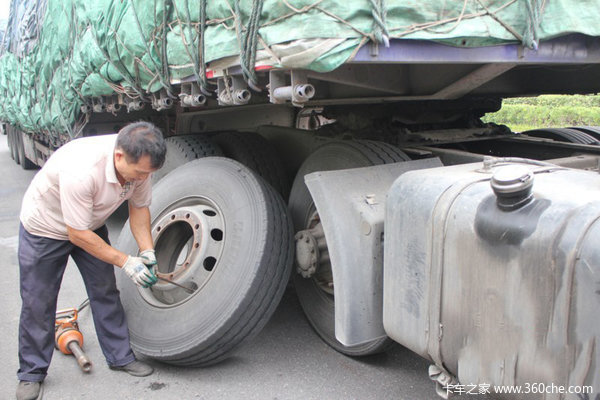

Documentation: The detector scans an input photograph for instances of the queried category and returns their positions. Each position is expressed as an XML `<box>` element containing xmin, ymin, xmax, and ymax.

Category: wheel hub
<box><xmin>294</xmin><ymin>220</ymin><xmax>331</xmax><ymax>283</ymax></box>
<box><xmin>141</xmin><ymin>199</ymin><xmax>225</xmax><ymax>307</ymax></box>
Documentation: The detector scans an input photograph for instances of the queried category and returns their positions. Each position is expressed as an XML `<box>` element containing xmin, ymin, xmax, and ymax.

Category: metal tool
<box><xmin>157</xmin><ymin>276</ymin><xmax>195</xmax><ymax>294</ymax></box>
<box><xmin>55</xmin><ymin>301</ymin><xmax>92</xmax><ymax>372</ymax></box>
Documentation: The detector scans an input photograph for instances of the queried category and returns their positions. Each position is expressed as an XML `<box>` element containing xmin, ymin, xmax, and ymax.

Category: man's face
<box><xmin>114</xmin><ymin>150</ymin><xmax>157</xmax><ymax>183</ymax></box>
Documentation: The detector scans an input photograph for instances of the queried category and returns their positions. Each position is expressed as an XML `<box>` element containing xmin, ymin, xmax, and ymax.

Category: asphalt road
<box><xmin>0</xmin><ymin>133</ymin><xmax>440</xmax><ymax>400</ymax></box>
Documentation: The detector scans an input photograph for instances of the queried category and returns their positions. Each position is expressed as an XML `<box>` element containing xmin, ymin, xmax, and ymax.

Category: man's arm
<box><xmin>128</xmin><ymin>203</ymin><xmax>154</xmax><ymax>252</ymax></box>
<box><xmin>67</xmin><ymin>226</ymin><xmax>128</xmax><ymax>267</ymax></box>
<box><xmin>67</xmin><ymin>225</ymin><xmax>157</xmax><ymax>287</ymax></box>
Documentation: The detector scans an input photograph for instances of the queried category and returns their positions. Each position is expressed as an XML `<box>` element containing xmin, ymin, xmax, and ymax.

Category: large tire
<box><xmin>522</xmin><ymin>128</ymin><xmax>599</xmax><ymax>145</ymax></box>
<box><xmin>212</xmin><ymin>131</ymin><xmax>290</xmax><ymax>200</ymax></box>
<box><xmin>8</xmin><ymin>127</ymin><xmax>20</xmax><ymax>164</ymax></box>
<box><xmin>151</xmin><ymin>134</ymin><xmax>222</xmax><ymax>183</ymax></box>
<box><xmin>7</xmin><ymin>127</ymin><xmax>16</xmax><ymax>161</ymax></box>
<box><xmin>12</xmin><ymin>130</ymin><xmax>20</xmax><ymax>163</ymax></box>
<box><xmin>569</xmin><ymin>126</ymin><xmax>600</xmax><ymax>141</ymax></box>
<box><xmin>16</xmin><ymin>130</ymin><xmax>37</xmax><ymax>169</ymax></box>
<box><xmin>117</xmin><ymin>157</ymin><xmax>293</xmax><ymax>366</ymax></box>
<box><xmin>289</xmin><ymin>140</ymin><xmax>409</xmax><ymax>356</ymax></box>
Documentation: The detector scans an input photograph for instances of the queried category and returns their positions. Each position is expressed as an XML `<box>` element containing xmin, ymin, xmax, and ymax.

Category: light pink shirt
<box><xmin>20</xmin><ymin>134</ymin><xmax>152</xmax><ymax>240</ymax></box>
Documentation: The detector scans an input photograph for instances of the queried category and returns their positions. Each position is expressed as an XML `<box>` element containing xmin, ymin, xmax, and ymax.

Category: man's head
<box><xmin>114</xmin><ymin>121</ymin><xmax>167</xmax><ymax>183</ymax></box>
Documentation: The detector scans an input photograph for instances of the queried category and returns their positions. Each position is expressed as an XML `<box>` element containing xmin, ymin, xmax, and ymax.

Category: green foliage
<box><xmin>482</xmin><ymin>95</ymin><xmax>600</xmax><ymax>132</ymax></box>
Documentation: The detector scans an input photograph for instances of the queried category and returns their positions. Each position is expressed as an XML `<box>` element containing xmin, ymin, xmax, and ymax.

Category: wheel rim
<box><xmin>140</xmin><ymin>196</ymin><xmax>225</xmax><ymax>308</ymax></box>
<box><xmin>298</xmin><ymin>210</ymin><xmax>333</xmax><ymax>296</ymax></box>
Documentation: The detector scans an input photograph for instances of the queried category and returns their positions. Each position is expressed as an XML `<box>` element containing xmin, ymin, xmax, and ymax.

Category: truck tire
<box><xmin>116</xmin><ymin>157</ymin><xmax>293</xmax><ymax>366</ymax></box>
<box><xmin>522</xmin><ymin>128</ymin><xmax>599</xmax><ymax>145</ymax></box>
<box><xmin>211</xmin><ymin>131</ymin><xmax>290</xmax><ymax>200</ymax></box>
<box><xmin>13</xmin><ymin>131</ymin><xmax>21</xmax><ymax>163</ymax></box>
<box><xmin>16</xmin><ymin>130</ymin><xmax>37</xmax><ymax>169</ymax></box>
<box><xmin>14</xmin><ymin>129</ymin><xmax>22</xmax><ymax>165</ymax></box>
<box><xmin>288</xmin><ymin>140</ymin><xmax>409</xmax><ymax>356</ymax></box>
<box><xmin>9</xmin><ymin>127</ymin><xmax>20</xmax><ymax>164</ymax></box>
<box><xmin>11</xmin><ymin>131</ymin><xmax>18</xmax><ymax>161</ymax></box>
<box><xmin>568</xmin><ymin>126</ymin><xmax>600</xmax><ymax>141</ymax></box>
<box><xmin>7</xmin><ymin>127</ymin><xmax>16</xmax><ymax>161</ymax></box>
<box><xmin>151</xmin><ymin>134</ymin><xmax>222</xmax><ymax>183</ymax></box>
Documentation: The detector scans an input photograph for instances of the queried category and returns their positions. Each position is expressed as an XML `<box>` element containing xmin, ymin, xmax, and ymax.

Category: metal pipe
<box><xmin>68</xmin><ymin>341</ymin><xmax>92</xmax><ymax>372</ymax></box>
<box><xmin>157</xmin><ymin>276</ymin><xmax>195</xmax><ymax>294</ymax></box>
<box><xmin>294</xmin><ymin>84</ymin><xmax>315</xmax><ymax>101</ymax></box>
<box><xmin>272</xmin><ymin>86</ymin><xmax>293</xmax><ymax>102</ymax></box>
<box><xmin>92</xmin><ymin>103</ymin><xmax>105</xmax><ymax>113</ymax></box>
<box><xmin>234</xmin><ymin>89</ymin><xmax>251</xmax><ymax>104</ymax></box>
<box><xmin>482</xmin><ymin>156</ymin><xmax>558</xmax><ymax>170</ymax></box>
<box><xmin>126</xmin><ymin>100</ymin><xmax>144</xmax><ymax>112</ymax></box>
<box><xmin>106</xmin><ymin>103</ymin><xmax>122</xmax><ymax>113</ymax></box>
<box><xmin>272</xmin><ymin>84</ymin><xmax>315</xmax><ymax>103</ymax></box>
<box><xmin>180</xmin><ymin>94</ymin><xmax>206</xmax><ymax>107</ymax></box>
<box><xmin>218</xmin><ymin>89</ymin><xmax>251</xmax><ymax>106</ymax></box>
<box><xmin>158</xmin><ymin>97</ymin><xmax>173</xmax><ymax>109</ymax></box>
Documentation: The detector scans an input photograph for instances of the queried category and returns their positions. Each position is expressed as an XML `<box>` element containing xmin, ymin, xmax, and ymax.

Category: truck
<box><xmin>2</xmin><ymin>1</ymin><xmax>599</xmax><ymax>398</ymax></box>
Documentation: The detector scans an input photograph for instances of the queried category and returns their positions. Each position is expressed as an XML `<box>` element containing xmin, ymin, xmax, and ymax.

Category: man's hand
<box><xmin>139</xmin><ymin>249</ymin><xmax>157</xmax><ymax>275</ymax></box>
<box><xmin>122</xmin><ymin>256</ymin><xmax>157</xmax><ymax>288</ymax></box>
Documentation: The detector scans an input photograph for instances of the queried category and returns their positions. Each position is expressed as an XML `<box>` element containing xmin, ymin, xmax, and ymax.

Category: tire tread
<box><xmin>212</xmin><ymin>132</ymin><xmax>290</xmax><ymax>199</ymax></box>
<box><xmin>176</xmin><ymin>178</ymin><xmax>292</xmax><ymax>366</ymax></box>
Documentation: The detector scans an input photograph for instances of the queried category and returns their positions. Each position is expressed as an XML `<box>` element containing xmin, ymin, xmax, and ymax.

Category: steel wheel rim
<box><xmin>139</xmin><ymin>196</ymin><xmax>225</xmax><ymax>308</ymax></box>
<box><xmin>304</xmin><ymin>209</ymin><xmax>334</xmax><ymax>296</ymax></box>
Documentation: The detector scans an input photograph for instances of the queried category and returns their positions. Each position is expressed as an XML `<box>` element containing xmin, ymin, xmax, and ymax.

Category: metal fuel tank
<box><xmin>384</xmin><ymin>159</ymin><xmax>599</xmax><ymax>399</ymax></box>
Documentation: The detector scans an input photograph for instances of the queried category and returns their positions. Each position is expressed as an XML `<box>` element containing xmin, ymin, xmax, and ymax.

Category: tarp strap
<box><xmin>161</xmin><ymin>0</ymin><xmax>176</xmax><ymax>98</ymax></box>
<box><xmin>130</xmin><ymin>0</ymin><xmax>175</xmax><ymax>97</ymax></box>
<box><xmin>90</xmin><ymin>25</ymin><xmax>147</xmax><ymax>100</ymax></box>
<box><xmin>476</xmin><ymin>0</ymin><xmax>543</xmax><ymax>50</ymax></box>
<box><xmin>369</xmin><ymin>0</ymin><xmax>390</xmax><ymax>47</ymax></box>
<box><xmin>172</xmin><ymin>0</ymin><xmax>211</xmax><ymax>94</ymax></box>
<box><xmin>234</xmin><ymin>0</ymin><xmax>264</xmax><ymax>91</ymax></box>
<box><xmin>524</xmin><ymin>0</ymin><xmax>544</xmax><ymax>50</ymax></box>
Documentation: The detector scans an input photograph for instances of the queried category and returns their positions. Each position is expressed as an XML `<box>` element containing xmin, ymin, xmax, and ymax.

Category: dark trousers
<box><xmin>17</xmin><ymin>223</ymin><xmax>135</xmax><ymax>382</ymax></box>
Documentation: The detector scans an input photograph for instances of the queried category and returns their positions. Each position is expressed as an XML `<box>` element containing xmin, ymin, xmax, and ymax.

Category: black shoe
<box><xmin>109</xmin><ymin>360</ymin><xmax>154</xmax><ymax>377</ymax></box>
<box><xmin>16</xmin><ymin>381</ymin><xmax>43</xmax><ymax>400</ymax></box>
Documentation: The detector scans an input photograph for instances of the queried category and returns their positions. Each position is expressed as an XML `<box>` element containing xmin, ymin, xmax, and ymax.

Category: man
<box><xmin>16</xmin><ymin>121</ymin><xmax>167</xmax><ymax>400</ymax></box>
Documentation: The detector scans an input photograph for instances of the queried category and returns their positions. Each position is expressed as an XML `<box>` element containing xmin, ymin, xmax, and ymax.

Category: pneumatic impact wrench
<box><xmin>55</xmin><ymin>299</ymin><xmax>92</xmax><ymax>372</ymax></box>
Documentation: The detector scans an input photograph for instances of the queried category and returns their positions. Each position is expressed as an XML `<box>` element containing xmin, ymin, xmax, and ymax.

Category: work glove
<box><xmin>122</xmin><ymin>256</ymin><xmax>158</xmax><ymax>288</ymax></box>
<box><xmin>139</xmin><ymin>249</ymin><xmax>158</xmax><ymax>275</ymax></box>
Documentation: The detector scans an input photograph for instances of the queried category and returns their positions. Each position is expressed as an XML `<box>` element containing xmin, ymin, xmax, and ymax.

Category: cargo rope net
<box><xmin>1</xmin><ymin>0</ymin><xmax>597</xmax><ymax>144</ymax></box>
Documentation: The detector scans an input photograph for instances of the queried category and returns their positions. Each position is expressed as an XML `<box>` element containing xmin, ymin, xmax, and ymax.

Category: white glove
<box><xmin>122</xmin><ymin>256</ymin><xmax>157</xmax><ymax>288</ymax></box>
<box><xmin>139</xmin><ymin>249</ymin><xmax>157</xmax><ymax>275</ymax></box>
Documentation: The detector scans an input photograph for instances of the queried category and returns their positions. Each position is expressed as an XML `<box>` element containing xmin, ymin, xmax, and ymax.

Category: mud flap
<box><xmin>304</xmin><ymin>158</ymin><xmax>442</xmax><ymax>346</ymax></box>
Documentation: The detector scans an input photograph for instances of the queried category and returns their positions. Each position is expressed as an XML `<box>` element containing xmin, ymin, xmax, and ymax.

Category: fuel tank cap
<box><xmin>490</xmin><ymin>165</ymin><xmax>534</xmax><ymax>210</ymax></box>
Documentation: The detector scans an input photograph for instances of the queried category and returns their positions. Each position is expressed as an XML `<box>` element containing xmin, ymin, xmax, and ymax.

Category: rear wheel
<box><xmin>288</xmin><ymin>140</ymin><xmax>409</xmax><ymax>356</ymax></box>
<box><xmin>522</xmin><ymin>128</ymin><xmax>599</xmax><ymax>145</ymax></box>
<box><xmin>13</xmin><ymin>131</ymin><xmax>20</xmax><ymax>164</ymax></box>
<box><xmin>117</xmin><ymin>157</ymin><xmax>293</xmax><ymax>366</ymax></box>
<box><xmin>151</xmin><ymin>134</ymin><xmax>222</xmax><ymax>183</ymax></box>
<box><xmin>7</xmin><ymin>127</ymin><xmax>16</xmax><ymax>161</ymax></box>
<box><xmin>16</xmin><ymin>130</ymin><xmax>37</xmax><ymax>169</ymax></box>
<box><xmin>212</xmin><ymin>131</ymin><xmax>290</xmax><ymax>200</ymax></box>
<box><xmin>9</xmin><ymin>127</ymin><xmax>20</xmax><ymax>164</ymax></box>
<box><xmin>568</xmin><ymin>126</ymin><xmax>600</xmax><ymax>141</ymax></box>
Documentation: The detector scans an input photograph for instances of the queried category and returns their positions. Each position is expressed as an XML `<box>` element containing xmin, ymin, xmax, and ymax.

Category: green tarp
<box><xmin>1</xmin><ymin>0</ymin><xmax>599</xmax><ymax>138</ymax></box>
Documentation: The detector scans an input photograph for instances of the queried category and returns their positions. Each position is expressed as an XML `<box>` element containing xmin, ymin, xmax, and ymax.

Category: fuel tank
<box><xmin>383</xmin><ymin>160</ymin><xmax>599</xmax><ymax>399</ymax></box>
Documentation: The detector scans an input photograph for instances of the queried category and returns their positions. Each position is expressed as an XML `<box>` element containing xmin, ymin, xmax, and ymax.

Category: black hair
<box><xmin>116</xmin><ymin>121</ymin><xmax>166</xmax><ymax>169</ymax></box>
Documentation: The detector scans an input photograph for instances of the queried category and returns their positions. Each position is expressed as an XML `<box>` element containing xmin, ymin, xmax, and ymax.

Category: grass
<box><xmin>482</xmin><ymin>95</ymin><xmax>600</xmax><ymax>133</ymax></box>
